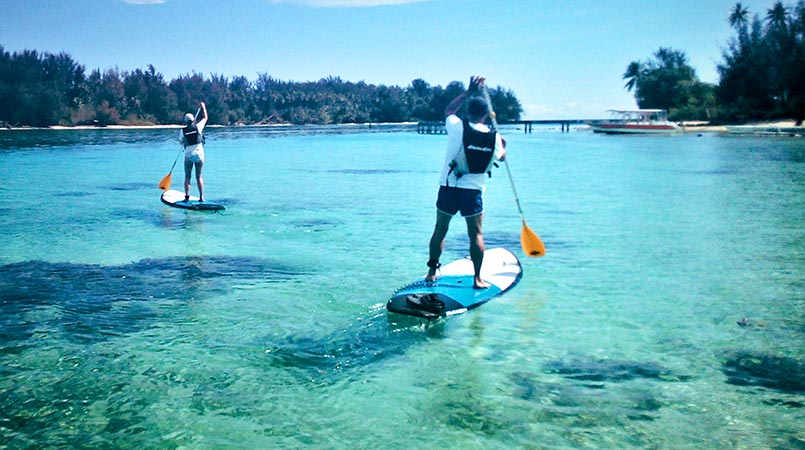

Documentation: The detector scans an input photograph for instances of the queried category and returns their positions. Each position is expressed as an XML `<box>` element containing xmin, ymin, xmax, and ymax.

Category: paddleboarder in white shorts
<box><xmin>425</xmin><ymin>76</ymin><xmax>506</xmax><ymax>289</ymax></box>
<box><xmin>179</xmin><ymin>101</ymin><xmax>208</xmax><ymax>202</ymax></box>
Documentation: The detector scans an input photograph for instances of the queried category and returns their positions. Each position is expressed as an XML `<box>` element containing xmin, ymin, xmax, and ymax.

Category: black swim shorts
<box><xmin>436</xmin><ymin>185</ymin><xmax>483</xmax><ymax>217</ymax></box>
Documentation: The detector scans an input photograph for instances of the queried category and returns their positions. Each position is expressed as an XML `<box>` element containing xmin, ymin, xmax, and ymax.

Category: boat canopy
<box><xmin>606</xmin><ymin>109</ymin><xmax>669</xmax><ymax>121</ymax></box>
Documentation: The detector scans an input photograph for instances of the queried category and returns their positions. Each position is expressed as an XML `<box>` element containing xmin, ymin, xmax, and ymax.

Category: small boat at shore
<box><xmin>589</xmin><ymin>109</ymin><xmax>681</xmax><ymax>134</ymax></box>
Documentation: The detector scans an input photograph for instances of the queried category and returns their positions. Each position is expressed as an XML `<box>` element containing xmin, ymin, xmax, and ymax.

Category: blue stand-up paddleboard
<box><xmin>387</xmin><ymin>247</ymin><xmax>522</xmax><ymax>319</ymax></box>
<box><xmin>160</xmin><ymin>189</ymin><xmax>225</xmax><ymax>211</ymax></box>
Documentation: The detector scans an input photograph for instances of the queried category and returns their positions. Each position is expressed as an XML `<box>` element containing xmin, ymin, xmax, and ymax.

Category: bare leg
<box><xmin>195</xmin><ymin>161</ymin><xmax>204</xmax><ymax>201</ymax></box>
<box><xmin>426</xmin><ymin>210</ymin><xmax>453</xmax><ymax>281</ymax></box>
<box><xmin>183</xmin><ymin>158</ymin><xmax>193</xmax><ymax>200</ymax></box>
<box><xmin>465</xmin><ymin>213</ymin><xmax>488</xmax><ymax>288</ymax></box>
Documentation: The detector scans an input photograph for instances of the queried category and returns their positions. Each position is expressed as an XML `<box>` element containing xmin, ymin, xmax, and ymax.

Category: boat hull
<box><xmin>590</xmin><ymin>123</ymin><xmax>681</xmax><ymax>134</ymax></box>
<box><xmin>589</xmin><ymin>109</ymin><xmax>681</xmax><ymax>134</ymax></box>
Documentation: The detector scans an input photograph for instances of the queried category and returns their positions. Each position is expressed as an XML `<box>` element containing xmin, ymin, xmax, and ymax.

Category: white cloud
<box><xmin>268</xmin><ymin>0</ymin><xmax>427</xmax><ymax>7</ymax></box>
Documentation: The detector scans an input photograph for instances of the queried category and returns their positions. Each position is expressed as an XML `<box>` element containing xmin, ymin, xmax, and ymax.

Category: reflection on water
<box><xmin>0</xmin><ymin>128</ymin><xmax>173</xmax><ymax>150</ymax></box>
<box><xmin>0</xmin><ymin>123</ymin><xmax>417</xmax><ymax>151</ymax></box>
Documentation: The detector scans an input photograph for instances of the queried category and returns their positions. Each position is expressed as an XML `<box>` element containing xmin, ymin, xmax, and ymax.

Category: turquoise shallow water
<box><xmin>0</xmin><ymin>125</ymin><xmax>803</xmax><ymax>449</ymax></box>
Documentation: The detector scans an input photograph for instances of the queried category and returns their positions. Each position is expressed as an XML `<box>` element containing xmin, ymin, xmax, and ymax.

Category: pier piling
<box><xmin>417</xmin><ymin>119</ymin><xmax>586</xmax><ymax>134</ymax></box>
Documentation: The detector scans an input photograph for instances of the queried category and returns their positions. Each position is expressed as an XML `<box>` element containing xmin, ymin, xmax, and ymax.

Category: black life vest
<box><xmin>182</xmin><ymin>124</ymin><xmax>201</xmax><ymax>146</ymax></box>
<box><xmin>462</xmin><ymin>119</ymin><xmax>497</xmax><ymax>173</ymax></box>
<box><xmin>449</xmin><ymin>119</ymin><xmax>497</xmax><ymax>180</ymax></box>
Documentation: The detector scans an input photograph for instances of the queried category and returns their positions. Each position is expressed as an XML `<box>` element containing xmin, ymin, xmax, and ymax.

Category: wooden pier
<box><xmin>507</xmin><ymin>119</ymin><xmax>587</xmax><ymax>133</ymax></box>
<box><xmin>417</xmin><ymin>121</ymin><xmax>446</xmax><ymax>134</ymax></box>
<box><xmin>417</xmin><ymin>119</ymin><xmax>587</xmax><ymax>134</ymax></box>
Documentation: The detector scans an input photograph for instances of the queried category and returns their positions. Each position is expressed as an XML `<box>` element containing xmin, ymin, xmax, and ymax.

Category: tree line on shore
<box><xmin>624</xmin><ymin>1</ymin><xmax>805</xmax><ymax>125</ymax></box>
<box><xmin>0</xmin><ymin>47</ymin><xmax>523</xmax><ymax>128</ymax></box>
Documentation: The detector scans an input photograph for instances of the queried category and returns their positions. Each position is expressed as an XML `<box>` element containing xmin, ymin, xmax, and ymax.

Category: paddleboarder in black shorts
<box><xmin>425</xmin><ymin>76</ymin><xmax>506</xmax><ymax>289</ymax></box>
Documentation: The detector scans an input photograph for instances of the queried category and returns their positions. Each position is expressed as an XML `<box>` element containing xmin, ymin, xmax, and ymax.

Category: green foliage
<box><xmin>623</xmin><ymin>1</ymin><xmax>804</xmax><ymax>124</ymax></box>
<box><xmin>0</xmin><ymin>46</ymin><xmax>523</xmax><ymax>127</ymax></box>
<box><xmin>0</xmin><ymin>47</ymin><xmax>87</xmax><ymax>126</ymax></box>
<box><xmin>623</xmin><ymin>47</ymin><xmax>716</xmax><ymax>119</ymax></box>
<box><xmin>717</xmin><ymin>1</ymin><xmax>805</xmax><ymax>124</ymax></box>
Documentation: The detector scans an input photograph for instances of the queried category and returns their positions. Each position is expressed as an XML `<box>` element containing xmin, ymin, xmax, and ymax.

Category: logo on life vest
<box><xmin>466</xmin><ymin>144</ymin><xmax>493</xmax><ymax>152</ymax></box>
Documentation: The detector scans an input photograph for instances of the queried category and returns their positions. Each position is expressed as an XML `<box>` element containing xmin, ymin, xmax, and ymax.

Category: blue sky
<box><xmin>0</xmin><ymin>0</ymin><xmax>781</xmax><ymax>119</ymax></box>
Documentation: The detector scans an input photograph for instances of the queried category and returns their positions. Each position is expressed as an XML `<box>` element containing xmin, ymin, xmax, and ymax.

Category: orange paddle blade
<box><xmin>158</xmin><ymin>173</ymin><xmax>172</xmax><ymax>190</ymax></box>
<box><xmin>521</xmin><ymin>221</ymin><xmax>546</xmax><ymax>257</ymax></box>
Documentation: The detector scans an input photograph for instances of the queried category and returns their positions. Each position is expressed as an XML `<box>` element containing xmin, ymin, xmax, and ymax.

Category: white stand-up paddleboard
<box><xmin>387</xmin><ymin>247</ymin><xmax>522</xmax><ymax>319</ymax></box>
<box><xmin>160</xmin><ymin>189</ymin><xmax>225</xmax><ymax>211</ymax></box>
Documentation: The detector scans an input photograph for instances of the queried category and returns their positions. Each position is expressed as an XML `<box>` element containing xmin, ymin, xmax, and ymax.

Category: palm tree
<box><xmin>623</xmin><ymin>61</ymin><xmax>643</xmax><ymax>92</ymax></box>
<box><xmin>729</xmin><ymin>2</ymin><xmax>750</xmax><ymax>29</ymax></box>
<box><xmin>766</xmin><ymin>1</ymin><xmax>788</xmax><ymax>29</ymax></box>
<box><xmin>730</xmin><ymin>2</ymin><xmax>751</xmax><ymax>46</ymax></box>
<box><xmin>765</xmin><ymin>2</ymin><xmax>795</xmax><ymax>113</ymax></box>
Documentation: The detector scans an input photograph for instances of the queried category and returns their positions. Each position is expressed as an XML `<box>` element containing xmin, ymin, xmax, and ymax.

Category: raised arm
<box><xmin>197</xmin><ymin>102</ymin><xmax>208</xmax><ymax>129</ymax></box>
<box><xmin>444</xmin><ymin>76</ymin><xmax>485</xmax><ymax>118</ymax></box>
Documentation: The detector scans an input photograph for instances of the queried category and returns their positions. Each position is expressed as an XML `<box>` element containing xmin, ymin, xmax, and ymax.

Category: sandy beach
<box><xmin>681</xmin><ymin>119</ymin><xmax>803</xmax><ymax>133</ymax></box>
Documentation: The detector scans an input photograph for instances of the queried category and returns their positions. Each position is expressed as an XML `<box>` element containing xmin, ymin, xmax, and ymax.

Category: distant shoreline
<box><xmin>0</xmin><ymin>120</ymin><xmax>800</xmax><ymax>134</ymax></box>
<box><xmin>0</xmin><ymin>122</ymin><xmax>417</xmax><ymax>131</ymax></box>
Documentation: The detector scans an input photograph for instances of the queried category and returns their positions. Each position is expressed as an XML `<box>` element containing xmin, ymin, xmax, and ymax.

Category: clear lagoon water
<box><xmin>0</xmin><ymin>124</ymin><xmax>803</xmax><ymax>449</ymax></box>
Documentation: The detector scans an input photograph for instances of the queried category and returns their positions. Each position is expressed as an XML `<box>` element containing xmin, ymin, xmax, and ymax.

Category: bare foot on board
<box><xmin>473</xmin><ymin>278</ymin><xmax>490</xmax><ymax>289</ymax></box>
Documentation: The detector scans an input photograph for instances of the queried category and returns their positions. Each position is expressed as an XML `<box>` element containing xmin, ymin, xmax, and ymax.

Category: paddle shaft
<box><xmin>167</xmin><ymin>148</ymin><xmax>183</xmax><ymax>174</ymax></box>
<box><xmin>481</xmin><ymin>86</ymin><xmax>527</xmax><ymax>222</ymax></box>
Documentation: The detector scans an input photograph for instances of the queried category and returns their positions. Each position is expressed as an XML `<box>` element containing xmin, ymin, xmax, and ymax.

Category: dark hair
<box><xmin>467</xmin><ymin>96</ymin><xmax>488</xmax><ymax>119</ymax></box>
